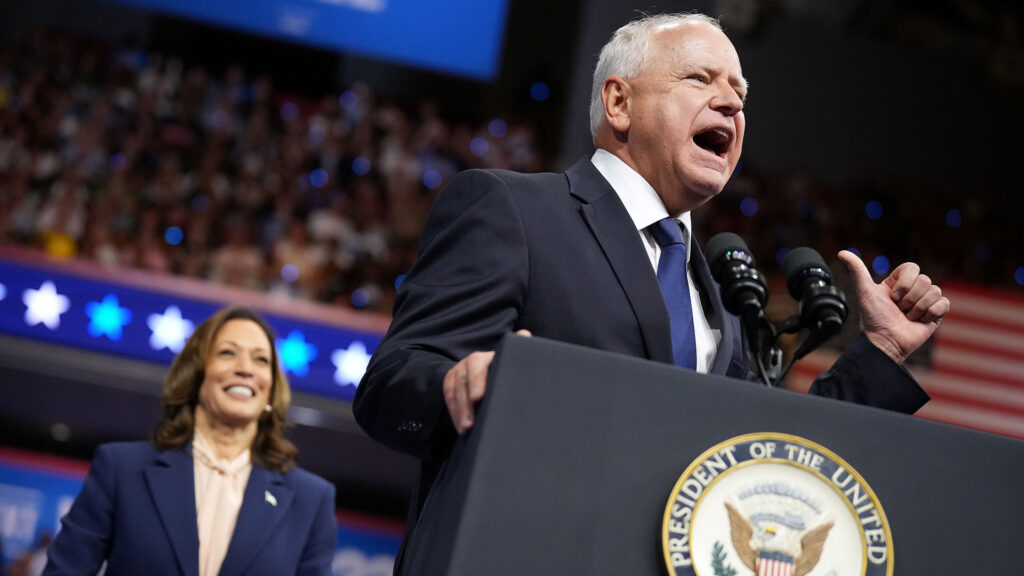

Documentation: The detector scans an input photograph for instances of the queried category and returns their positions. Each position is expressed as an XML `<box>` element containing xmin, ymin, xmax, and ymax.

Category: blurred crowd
<box><xmin>0</xmin><ymin>32</ymin><xmax>542</xmax><ymax>314</ymax></box>
<box><xmin>698</xmin><ymin>163</ymin><xmax>1018</xmax><ymax>293</ymax></box>
<box><xmin>0</xmin><ymin>32</ymin><xmax>1018</xmax><ymax>319</ymax></box>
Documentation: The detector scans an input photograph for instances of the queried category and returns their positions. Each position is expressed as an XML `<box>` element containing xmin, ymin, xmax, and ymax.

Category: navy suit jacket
<box><xmin>353</xmin><ymin>157</ymin><xmax>928</xmax><ymax>564</ymax></box>
<box><xmin>43</xmin><ymin>441</ymin><xmax>336</xmax><ymax>576</ymax></box>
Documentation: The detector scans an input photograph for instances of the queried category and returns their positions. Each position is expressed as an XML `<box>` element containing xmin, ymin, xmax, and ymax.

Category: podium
<box><xmin>401</xmin><ymin>335</ymin><xmax>1024</xmax><ymax>574</ymax></box>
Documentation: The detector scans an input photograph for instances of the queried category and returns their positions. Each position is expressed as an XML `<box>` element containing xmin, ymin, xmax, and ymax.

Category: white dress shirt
<box><xmin>590</xmin><ymin>149</ymin><xmax>720</xmax><ymax>373</ymax></box>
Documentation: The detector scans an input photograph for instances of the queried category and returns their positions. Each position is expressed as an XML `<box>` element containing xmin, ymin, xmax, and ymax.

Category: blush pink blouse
<box><xmin>192</xmin><ymin>431</ymin><xmax>253</xmax><ymax>576</ymax></box>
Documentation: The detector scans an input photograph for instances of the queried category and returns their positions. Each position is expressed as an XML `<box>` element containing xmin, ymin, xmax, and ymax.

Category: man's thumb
<box><xmin>837</xmin><ymin>250</ymin><xmax>874</xmax><ymax>294</ymax></box>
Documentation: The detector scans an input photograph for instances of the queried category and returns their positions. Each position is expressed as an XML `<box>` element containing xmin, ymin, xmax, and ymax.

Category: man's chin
<box><xmin>686</xmin><ymin>174</ymin><xmax>728</xmax><ymax>200</ymax></box>
<box><xmin>662</xmin><ymin>183</ymin><xmax>723</xmax><ymax>214</ymax></box>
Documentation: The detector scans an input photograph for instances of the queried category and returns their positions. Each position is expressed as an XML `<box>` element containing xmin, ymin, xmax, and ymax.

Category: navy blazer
<box><xmin>353</xmin><ymin>158</ymin><xmax>928</xmax><ymax>562</ymax></box>
<box><xmin>43</xmin><ymin>441</ymin><xmax>336</xmax><ymax>576</ymax></box>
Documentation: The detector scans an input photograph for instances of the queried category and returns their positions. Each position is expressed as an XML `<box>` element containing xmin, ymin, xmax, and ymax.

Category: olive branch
<box><xmin>711</xmin><ymin>541</ymin><xmax>738</xmax><ymax>576</ymax></box>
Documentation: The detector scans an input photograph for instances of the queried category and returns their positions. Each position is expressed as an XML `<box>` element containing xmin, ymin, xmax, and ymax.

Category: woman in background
<box><xmin>44</xmin><ymin>306</ymin><xmax>336</xmax><ymax>576</ymax></box>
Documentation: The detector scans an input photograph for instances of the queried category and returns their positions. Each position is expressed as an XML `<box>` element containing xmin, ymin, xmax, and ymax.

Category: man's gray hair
<box><xmin>588</xmin><ymin>13</ymin><xmax>723</xmax><ymax>141</ymax></box>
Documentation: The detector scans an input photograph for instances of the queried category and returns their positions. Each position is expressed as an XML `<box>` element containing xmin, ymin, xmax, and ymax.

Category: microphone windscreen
<box><xmin>706</xmin><ymin>232</ymin><xmax>753</xmax><ymax>281</ymax></box>
<box><xmin>781</xmin><ymin>247</ymin><xmax>832</xmax><ymax>299</ymax></box>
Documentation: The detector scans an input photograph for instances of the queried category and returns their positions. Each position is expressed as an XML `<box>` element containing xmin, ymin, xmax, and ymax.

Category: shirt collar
<box><xmin>590</xmin><ymin>148</ymin><xmax>693</xmax><ymax>244</ymax></box>
<box><xmin>192</xmin><ymin>429</ymin><xmax>251</xmax><ymax>475</ymax></box>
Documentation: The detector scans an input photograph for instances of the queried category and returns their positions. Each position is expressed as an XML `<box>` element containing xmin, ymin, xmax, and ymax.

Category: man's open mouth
<box><xmin>693</xmin><ymin>128</ymin><xmax>732</xmax><ymax>157</ymax></box>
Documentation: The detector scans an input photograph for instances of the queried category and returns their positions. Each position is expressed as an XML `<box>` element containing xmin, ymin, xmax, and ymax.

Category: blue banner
<box><xmin>0</xmin><ymin>257</ymin><xmax>383</xmax><ymax>402</ymax></box>
<box><xmin>101</xmin><ymin>0</ymin><xmax>510</xmax><ymax>79</ymax></box>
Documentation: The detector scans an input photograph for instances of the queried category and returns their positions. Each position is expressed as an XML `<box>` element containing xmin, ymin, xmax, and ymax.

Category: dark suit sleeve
<box><xmin>296</xmin><ymin>480</ymin><xmax>337</xmax><ymax>576</ymax></box>
<box><xmin>353</xmin><ymin>169</ymin><xmax>529</xmax><ymax>461</ymax></box>
<box><xmin>43</xmin><ymin>445</ymin><xmax>116</xmax><ymax>575</ymax></box>
<box><xmin>808</xmin><ymin>332</ymin><xmax>930</xmax><ymax>413</ymax></box>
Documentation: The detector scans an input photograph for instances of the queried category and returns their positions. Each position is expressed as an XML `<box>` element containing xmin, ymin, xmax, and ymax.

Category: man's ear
<box><xmin>601</xmin><ymin>76</ymin><xmax>631</xmax><ymax>133</ymax></box>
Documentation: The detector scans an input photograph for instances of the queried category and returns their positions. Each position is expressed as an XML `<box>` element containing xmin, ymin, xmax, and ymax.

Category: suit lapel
<box><xmin>145</xmin><ymin>447</ymin><xmax>200</xmax><ymax>576</ymax></box>
<box><xmin>567</xmin><ymin>159</ymin><xmax>674</xmax><ymax>364</ymax></box>
<box><xmin>689</xmin><ymin>238</ymin><xmax>739</xmax><ymax>375</ymax></box>
<box><xmin>218</xmin><ymin>466</ymin><xmax>294</xmax><ymax>576</ymax></box>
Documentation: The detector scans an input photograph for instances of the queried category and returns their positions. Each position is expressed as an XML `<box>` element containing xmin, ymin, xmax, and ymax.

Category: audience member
<box><xmin>43</xmin><ymin>306</ymin><xmax>337</xmax><ymax>575</ymax></box>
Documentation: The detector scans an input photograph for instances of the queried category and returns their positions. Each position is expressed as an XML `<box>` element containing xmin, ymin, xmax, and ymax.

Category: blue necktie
<box><xmin>650</xmin><ymin>218</ymin><xmax>697</xmax><ymax>369</ymax></box>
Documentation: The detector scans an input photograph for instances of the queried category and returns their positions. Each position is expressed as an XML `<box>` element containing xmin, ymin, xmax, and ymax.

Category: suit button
<box><xmin>398</xmin><ymin>421</ymin><xmax>421</xmax><ymax>434</ymax></box>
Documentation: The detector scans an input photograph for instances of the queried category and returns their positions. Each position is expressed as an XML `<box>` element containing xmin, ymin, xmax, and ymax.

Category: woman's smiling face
<box><xmin>196</xmin><ymin>318</ymin><xmax>274</xmax><ymax>430</ymax></box>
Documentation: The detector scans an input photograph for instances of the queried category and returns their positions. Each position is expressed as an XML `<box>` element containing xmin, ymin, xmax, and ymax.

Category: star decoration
<box><xmin>276</xmin><ymin>330</ymin><xmax>318</xmax><ymax>377</ymax></box>
<box><xmin>86</xmin><ymin>294</ymin><xmax>132</xmax><ymax>341</ymax></box>
<box><xmin>147</xmin><ymin>305</ymin><xmax>195</xmax><ymax>353</ymax></box>
<box><xmin>332</xmin><ymin>341</ymin><xmax>372</xmax><ymax>387</ymax></box>
<box><xmin>23</xmin><ymin>281</ymin><xmax>71</xmax><ymax>330</ymax></box>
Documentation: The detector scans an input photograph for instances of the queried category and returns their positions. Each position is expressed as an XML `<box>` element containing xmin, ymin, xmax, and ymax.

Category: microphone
<box><xmin>707</xmin><ymin>232</ymin><xmax>780</xmax><ymax>386</ymax></box>
<box><xmin>706</xmin><ymin>232</ymin><xmax>767</xmax><ymax>321</ymax></box>
<box><xmin>781</xmin><ymin>247</ymin><xmax>847</xmax><ymax>341</ymax></box>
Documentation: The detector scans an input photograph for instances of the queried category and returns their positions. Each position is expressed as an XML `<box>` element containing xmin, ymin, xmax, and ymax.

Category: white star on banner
<box><xmin>332</xmin><ymin>341</ymin><xmax>371</xmax><ymax>387</ymax></box>
<box><xmin>23</xmin><ymin>281</ymin><xmax>71</xmax><ymax>330</ymax></box>
<box><xmin>147</xmin><ymin>305</ymin><xmax>195</xmax><ymax>353</ymax></box>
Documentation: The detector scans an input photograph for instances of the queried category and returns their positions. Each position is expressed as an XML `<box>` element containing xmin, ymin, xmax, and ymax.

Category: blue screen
<box><xmin>101</xmin><ymin>0</ymin><xmax>510</xmax><ymax>79</ymax></box>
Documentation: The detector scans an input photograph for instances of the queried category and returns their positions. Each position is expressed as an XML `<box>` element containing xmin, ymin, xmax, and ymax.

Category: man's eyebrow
<box><xmin>683</xmin><ymin>62</ymin><xmax>749</xmax><ymax>93</ymax></box>
<box><xmin>735</xmin><ymin>76</ymin><xmax>749</xmax><ymax>97</ymax></box>
<box><xmin>723</xmin><ymin>68</ymin><xmax>750</xmax><ymax>98</ymax></box>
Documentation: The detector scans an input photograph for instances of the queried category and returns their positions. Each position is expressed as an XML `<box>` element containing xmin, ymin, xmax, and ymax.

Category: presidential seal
<box><xmin>662</xmin><ymin>433</ymin><xmax>893</xmax><ymax>576</ymax></box>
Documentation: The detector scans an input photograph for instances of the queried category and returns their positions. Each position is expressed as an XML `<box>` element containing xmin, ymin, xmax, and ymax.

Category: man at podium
<box><xmin>353</xmin><ymin>12</ymin><xmax>950</xmax><ymax>572</ymax></box>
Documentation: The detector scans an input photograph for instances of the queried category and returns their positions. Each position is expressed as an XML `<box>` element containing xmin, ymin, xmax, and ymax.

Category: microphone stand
<box><xmin>740</xmin><ymin>306</ymin><xmax>782</xmax><ymax>388</ymax></box>
<box><xmin>754</xmin><ymin>314</ymin><xmax>783</xmax><ymax>387</ymax></box>
<box><xmin>753</xmin><ymin>311</ymin><xmax>844</xmax><ymax>388</ymax></box>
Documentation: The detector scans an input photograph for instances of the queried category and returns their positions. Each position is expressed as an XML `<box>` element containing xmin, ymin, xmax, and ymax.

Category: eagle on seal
<box><xmin>725</xmin><ymin>502</ymin><xmax>833</xmax><ymax>576</ymax></box>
